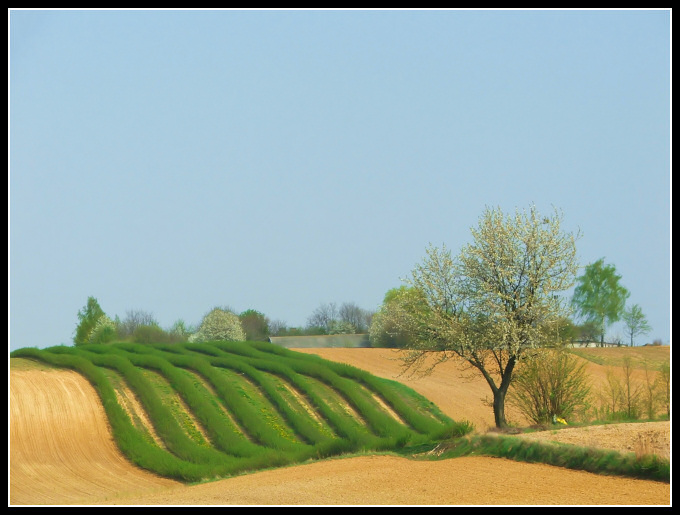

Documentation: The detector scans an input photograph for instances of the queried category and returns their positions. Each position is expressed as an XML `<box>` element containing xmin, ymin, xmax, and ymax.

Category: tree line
<box><xmin>364</xmin><ymin>205</ymin><xmax>660</xmax><ymax>428</ymax></box>
<box><xmin>71</xmin><ymin>203</ymin><xmax>661</xmax><ymax>429</ymax></box>
<box><xmin>73</xmin><ymin>256</ymin><xmax>652</xmax><ymax>350</ymax></box>
<box><xmin>371</xmin><ymin>257</ymin><xmax>654</xmax><ymax>350</ymax></box>
<box><xmin>72</xmin><ymin>299</ymin><xmax>376</xmax><ymax>347</ymax></box>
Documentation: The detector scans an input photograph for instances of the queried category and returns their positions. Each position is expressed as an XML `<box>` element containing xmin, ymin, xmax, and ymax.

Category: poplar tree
<box><xmin>73</xmin><ymin>296</ymin><xmax>106</xmax><ymax>345</ymax></box>
<box><xmin>571</xmin><ymin>258</ymin><xmax>630</xmax><ymax>346</ymax></box>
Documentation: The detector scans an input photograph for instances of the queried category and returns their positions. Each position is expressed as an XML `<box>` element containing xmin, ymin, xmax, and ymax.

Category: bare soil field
<box><xmin>9</xmin><ymin>347</ymin><xmax>671</xmax><ymax>506</ymax></box>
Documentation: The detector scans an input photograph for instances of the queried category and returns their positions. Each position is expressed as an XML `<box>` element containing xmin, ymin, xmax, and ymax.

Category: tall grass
<box><xmin>431</xmin><ymin>434</ymin><xmax>670</xmax><ymax>483</ymax></box>
<box><xmin>182</xmin><ymin>342</ymin><xmax>391</xmax><ymax>448</ymax></box>
<box><xmin>110</xmin><ymin>343</ymin><xmax>309</xmax><ymax>453</ymax></box>
<box><xmin>209</xmin><ymin>341</ymin><xmax>465</xmax><ymax>440</ymax></box>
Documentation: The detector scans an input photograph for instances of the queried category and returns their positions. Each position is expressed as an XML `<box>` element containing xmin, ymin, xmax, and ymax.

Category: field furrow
<box><xmin>9</xmin><ymin>345</ymin><xmax>670</xmax><ymax>506</ymax></box>
<box><xmin>11</xmin><ymin>342</ymin><xmax>462</xmax><ymax>484</ymax></box>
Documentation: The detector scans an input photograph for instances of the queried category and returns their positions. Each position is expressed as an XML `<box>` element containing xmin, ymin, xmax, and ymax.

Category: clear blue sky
<box><xmin>9</xmin><ymin>9</ymin><xmax>671</xmax><ymax>352</ymax></box>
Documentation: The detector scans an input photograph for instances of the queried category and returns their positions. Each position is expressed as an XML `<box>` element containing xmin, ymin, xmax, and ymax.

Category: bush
<box><xmin>657</xmin><ymin>360</ymin><xmax>670</xmax><ymax>417</ymax></box>
<box><xmin>368</xmin><ymin>287</ymin><xmax>424</xmax><ymax>348</ymax></box>
<box><xmin>88</xmin><ymin>315</ymin><xmax>117</xmax><ymax>344</ymax></box>
<box><xmin>74</xmin><ymin>296</ymin><xmax>106</xmax><ymax>345</ymax></box>
<box><xmin>619</xmin><ymin>356</ymin><xmax>643</xmax><ymax>419</ymax></box>
<box><xmin>169</xmin><ymin>319</ymin><xmax>193</xmax><ymax>339</ymax></box>
<box><xmin>116</xmin><ymin>310</ymin><xmax>158</xmax><ymax>339</ymax></box>
<box><xmin>132</xmin><ymin>324</ymin><xmax>186</xmax><ymax>344</ymax></box>
<box><xmin>368</xmin><ymin>308</ymin><xmax>413</xmax><ymax>348</ymax></box>
<box><xmin>239</xmin><ymin>309</ymin><xmax>270</xmax><ymax>341</ymax></box>
<box><xmin>190</xmin><ymin>307</ymin><xmax>246</xmax><ymax>342</ymax></box>
<box><xmin>328</xmin><ymin>320</ymin><xmax>356</xmax><ymax>335</ymax></box>
<box><xmin>509</xmin><ymin>349</ymin><xmax>591</xmax><ymax>424</ymax></box>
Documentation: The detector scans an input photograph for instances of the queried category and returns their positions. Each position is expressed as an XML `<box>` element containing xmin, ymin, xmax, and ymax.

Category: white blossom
<box><xmin>191</xmin><ymin>308</ymin><xmax>246</xmax><ymax>342</ymax></box>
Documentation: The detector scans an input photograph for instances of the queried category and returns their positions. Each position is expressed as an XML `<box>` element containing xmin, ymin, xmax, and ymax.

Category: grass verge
<box><xmin>421</xmin><ymin>433</ymin><xmax>670</xmax><ymax>483</ymax></box>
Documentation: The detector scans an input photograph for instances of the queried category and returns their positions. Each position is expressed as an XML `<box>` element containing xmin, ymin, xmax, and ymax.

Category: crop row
<box><xmin>12</xmin><ymin>341</ymin><xmax>469</xmax><ymax>482</ymax></box>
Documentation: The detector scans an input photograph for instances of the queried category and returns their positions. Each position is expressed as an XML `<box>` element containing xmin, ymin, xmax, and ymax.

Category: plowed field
<box><xmin>9</xmin><ymin>347</ymin><xmax>671</xmax><ymax>506</ymax></box>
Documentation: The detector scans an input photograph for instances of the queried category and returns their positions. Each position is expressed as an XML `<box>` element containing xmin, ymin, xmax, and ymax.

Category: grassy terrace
<box><xmin>11</xmin><ymin>341</ymin><xmax>468</xmax><ymax>483</ymax></box>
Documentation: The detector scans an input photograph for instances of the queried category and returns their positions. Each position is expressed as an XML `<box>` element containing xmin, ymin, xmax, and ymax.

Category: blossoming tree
<box><xmin>389</xmin><ymin>205</ymin><xmax>580</xmax><ymax>428</ymax></box>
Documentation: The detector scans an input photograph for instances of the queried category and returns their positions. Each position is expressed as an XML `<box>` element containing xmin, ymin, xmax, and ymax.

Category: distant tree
<box><xmin>277</xmin><ymin>326</ymin><xmax>305</xmax><ymax>336</ymax></box>
<box><xmin>117</xmin><ymin>309</ymin><xmax>158</xmax><ymax>338</ymax></box>
<box><xmin>362</xmin><ymin>310</ymin><xmax>374</xmax><ymax>333</ymax></box>
<box><xmin>338</xmin><ymin>302</ymin><xmax>371</xmax><ymax>333</ymax></box>
<box><xmin>130</xmin><ymin>322</ymin><xmax>187</xmax><ymax>344</ymax></box>
<box><xmin>328</xmin><ymin>320</ymin><xmax>356</xmax><ymax>335</ymax></box>
<box><xmin>555</xmin><ymin>318</ymin><xmax>603</xmax><ymax>346</ymax></box>
<box><xmin>88</xmin><ymin>314</ymin><xmax>117</xmax><ymax>345</ymax></box>
<box><xmin>306</xmin><ymin>302</ymin><xmax>339</xmax><ymax>334</ymax></box>
<box><xmin>239</xmin><ymin>309</ymin><xmax>270</xmax><ymax>341</ymax></box>
<box><xmin>621</xmin><ymin>304</ymin><xmax>652</xmax><ymax>347</ymax></box>
<box><xmin>190</xmin><ymin>307</ymin><xmax>246</xmax><ymax>342</ymax></box>
<box><xmin>74</xmin><ymin>296</ymin><xmax>106</xmax><ymax>345</ymax></box>
<box><xmin>575</xmin><ymin>321</ymin><xmax>601</xmax><ymax>344</ymax></box>
<box><xmin>168</xmin><ymin>319</ymin><xmax>194</xmax><ymax>341</ymax></box>
<box><xmin>555</xmin><ymin>317</ymin><xmax>579</xmax><ymax>344</ymax></box>
<box><xmin>369</xmin><ymin>287</ymin><xmax>424</xmax><ymax>348</ymax></box>
<box><xmin>268</xmin><ymin>319</ymin><xmax>288</xmax><ymax>337</ymax></box>
<box><xmin>303</xmin><ymin>325</ymin><xmax>329</xmax><ymax>336</ymax></box>
<box><xmin>571</xmin><ymin>258</ymin><xmax>630</xmax><ymax>346</ymax></box>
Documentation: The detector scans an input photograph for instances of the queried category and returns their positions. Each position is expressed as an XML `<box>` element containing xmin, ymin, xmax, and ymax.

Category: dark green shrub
<box><xmin>132</xmin><ymin>324</ymin><xmax>185</xmax><ymax>344</ymax></box>
<box><xmin>239</xmin><ymin>309</ymin><xmax>270</xmax><ymax>342</ymax></box>
<box><xmin>88</xmin><ymin>316</ymin><xmax>117</xmax><ymax>344</ymax></box>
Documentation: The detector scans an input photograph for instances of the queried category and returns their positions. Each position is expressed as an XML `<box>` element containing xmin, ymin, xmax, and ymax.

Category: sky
<box><xmin>9</xmin><ymin>9</ymin><xmax>671</xmax><ymax>352</ymax></box>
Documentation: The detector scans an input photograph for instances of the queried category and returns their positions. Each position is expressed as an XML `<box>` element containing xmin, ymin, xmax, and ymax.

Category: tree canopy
<box><xmin>621</xmin><ymin>303</ymin><xmax>652</xmax><ymax>347</ymax></box>
<box><xmin>571</xmin><ymin>258</ymin><xmax>630</xmax><ymax>345</ymax></box>
<box><xmin>73</xmin><ymin>296</ymin><xmax>107</xmax><ymax>345</ymax></box>
<box><xmin>190</xmin><ymin>307</ymin><xmax>246</xmax><ymax>343</ymax></box>
<box><xmin>386</xmin><ymin>205</ymin><xmax>580</xmax><ymax>427</ymax></box>
<box><xmin>369</xmin><ymin>286</ymin><xmax>427</xmax><ymax>348</ymax></box>
<box><xmin>239</xmin><ymin>309</ymin><xmax>270</xmax><ymax>341</ymax></box>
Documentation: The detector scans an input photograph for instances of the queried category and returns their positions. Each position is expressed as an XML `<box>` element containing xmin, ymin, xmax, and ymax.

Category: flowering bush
<box><xmin>74</xmin><ymin>296</ymin><xmax>106</xmax><ymax>345</ymax></box>
<box><xmin>190</xmin><ymin>308</ymin><xmax>246</xmax><ymax>342</ymax></box>
<box><xmin>169</xmin><ymin>319</ymin><xmax>192</xmax><ymax>338</ymax></box>
<box><xmin>328</xmin><ymin>320</ymin><xmax>356</xmax><ymax>335</ymax></box>
<box><xmin>88</xmin><ymin>315</ymin><xmax>117</xmax><ymax>344</ymax></box>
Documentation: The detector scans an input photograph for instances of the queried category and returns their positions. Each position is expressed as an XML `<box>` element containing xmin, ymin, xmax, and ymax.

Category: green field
<box><xmin>10</xmin><ymin>341</ymin><xmax>469</xmax><ymax>483</ymax></box>
<box><xmin>567</xmin><ymin>345</ymin><xmax>670</xmax><ymax>369</ymax></box>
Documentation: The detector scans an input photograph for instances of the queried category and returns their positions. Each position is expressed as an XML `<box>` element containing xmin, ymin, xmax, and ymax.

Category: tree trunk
<box><xmin>493</xmin><ymin>388</ymin><xmax>508</xmax><ymax>428</ymax></box>
<box><xmin>491</xmin><ymin>357</ymin><xmax>516</xmax><ymax>428</ymax></box>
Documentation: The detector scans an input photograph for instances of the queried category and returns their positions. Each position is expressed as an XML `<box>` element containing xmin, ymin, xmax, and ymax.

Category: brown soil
<box><xmin>9</xmin><ymin>348</ymin><xmax>671</xmax><ymax>506</ymax></box>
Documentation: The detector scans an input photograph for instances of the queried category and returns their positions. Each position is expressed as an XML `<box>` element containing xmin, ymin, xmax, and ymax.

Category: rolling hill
<box><xmin>10</xmin><ymin>341</ymin><xmax>466</xmax><ymax>484</ymax></box>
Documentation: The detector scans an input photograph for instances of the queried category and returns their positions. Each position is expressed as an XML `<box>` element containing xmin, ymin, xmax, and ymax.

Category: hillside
<box><xmin>9</xmin><ymin>344</ymin><xmax>671</xmax><ymax>505</ymax></box>
<box><xmin>10</xmin><ymin>342</ymin><xmax>464</xmax><ymax>484</ymax></box>
<box><xmin>298</xmin><ymin>345</ymin><xmax>671</xmax><ymax>431</ymax></box>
